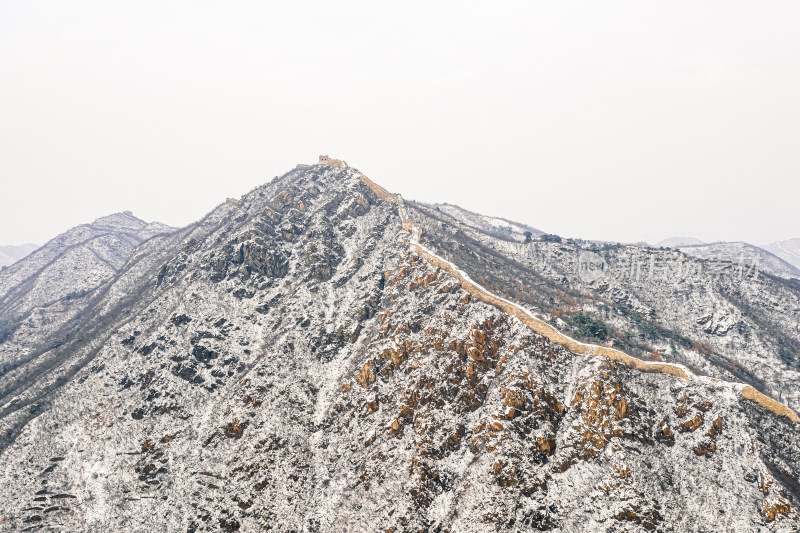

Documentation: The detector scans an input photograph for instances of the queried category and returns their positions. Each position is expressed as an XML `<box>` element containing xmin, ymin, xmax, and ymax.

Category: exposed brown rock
<box><xmin>680</xmin><ymin>415</ymin><xmax>703</xmax><ymax>433</ymax></box>
<box><xmin>356</xmin><ymin>360</ymin><xmax>376</xmax><ymax>388</ymax></box>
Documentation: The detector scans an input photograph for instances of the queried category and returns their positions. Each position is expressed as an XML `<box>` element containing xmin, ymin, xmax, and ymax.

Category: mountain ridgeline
<box><xmin>0</xmin><ymin>165</ymin><xmax>798</xmax><ymax>531</ymax></box>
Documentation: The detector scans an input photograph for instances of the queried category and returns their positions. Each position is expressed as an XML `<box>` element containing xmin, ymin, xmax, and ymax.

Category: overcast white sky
<box><xmin>1</xmin><ymin>1</ymin><xmax>798</xmax><ymax>246</ymax></box>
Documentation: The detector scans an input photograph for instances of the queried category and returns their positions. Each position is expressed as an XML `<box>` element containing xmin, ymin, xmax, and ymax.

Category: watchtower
<box><xmin>319</xmin><ymin>155</ymin><xmax>346</xmax><ymax>167</ymax></box>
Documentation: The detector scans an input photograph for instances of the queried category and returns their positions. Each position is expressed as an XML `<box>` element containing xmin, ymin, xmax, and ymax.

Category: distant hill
<box><xmin>762</xmin><ymin>237</ymin><xmax>800</xmax><ymax>270</ymax></box>
<box><xmin>0</xmin><ymin>243</ymin><xmax>38</xmax><ymax>267</ymax></box>
<box><xmin>0</xmin><ymin>212</ymin><xmax>175</xmax><ymax>317</ymax></box>
<box><xmin>654</xmin><ymin>236</ymin><xmax>706</xmax><ymax>248</ymax></box>
<box><xmin>677</xmin><ymin>241</ymin><xmax>800</xmax><ymax>280</ymax></box>
<box><xmin>0</xmin><ymin>212</ymin><xmax>175</xmax><ymax>361</ymax></box>
<box><xmin>654</xmin><ymin>237</ymin><xmax>800</xmax><ymax>280</ymax></box>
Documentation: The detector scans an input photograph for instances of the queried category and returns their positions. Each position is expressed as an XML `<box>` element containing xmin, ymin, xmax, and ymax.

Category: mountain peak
<box><xmin>90</xmin><ymin>211</ymin><xmax>149</xmax><ymax>230</ymax></box>
<box><xmin>0</xmin><ymin>162</ymin><xmax>798</xmax><ymax>531</ymax></box>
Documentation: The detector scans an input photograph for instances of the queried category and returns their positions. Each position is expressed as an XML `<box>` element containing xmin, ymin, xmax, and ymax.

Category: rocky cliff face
<box><xmin>0</xmin><ymin>166</ymin><xmax>798</xmax><ymax>532</ymax></box>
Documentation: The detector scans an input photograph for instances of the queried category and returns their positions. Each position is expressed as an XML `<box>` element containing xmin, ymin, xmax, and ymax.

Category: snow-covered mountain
<box><xmin>0</xmin><ymin>166</ymin><xmax>797</xmax><ymax>531</ymax></box>
<box><xmin>676</xmin><ymin>241</ymin><xmax>800</xmax><ymax>280</ymax></box>
<box><xmin>763</xmin><ymin>238</ymin><xmax>800</xmax><ymax>271</ymax></box>
<box><xmin>0</xmin><ymin>243</ymin><xmax>38</xmax><ymax>268</ymax></box>
<box><xmin>0</xmin><ymin>212</ymin><xmax>174</xmax><ymax>314</ymax></box>
<box><xmin>0</xmin><ymin>212</ymin><xmax>175</xmax><ymax>377</ymax></box>
<box><xmin>651</xmin><ymin>238</ymin><xmax>800</xmax><ymax>281</ymax></box>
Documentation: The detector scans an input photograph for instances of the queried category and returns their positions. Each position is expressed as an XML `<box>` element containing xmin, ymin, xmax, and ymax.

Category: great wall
<box><xmin>341</xmin><ymin>165</ymin><xmax>800</xmax><ymax>423</ymax></box>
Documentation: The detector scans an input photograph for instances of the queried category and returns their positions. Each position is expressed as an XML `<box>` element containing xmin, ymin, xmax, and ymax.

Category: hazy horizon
<box><xmin>2</xmin><ymin>1</ymin><xmax>799</xmax><ymax>246</ymax></box>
